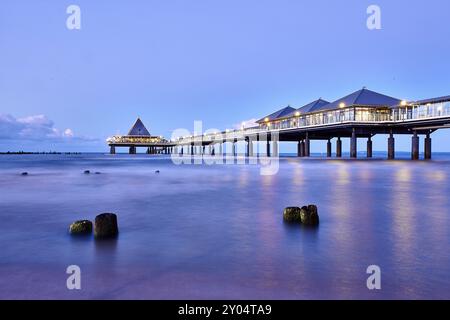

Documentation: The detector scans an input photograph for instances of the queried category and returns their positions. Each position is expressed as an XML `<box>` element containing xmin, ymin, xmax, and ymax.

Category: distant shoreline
<box><xmin>0</xmin><ymin>151</ymin><xmax>82</xmax><ymax>155</ymax></box>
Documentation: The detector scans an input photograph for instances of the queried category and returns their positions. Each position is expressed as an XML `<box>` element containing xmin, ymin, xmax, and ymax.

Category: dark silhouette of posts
<box><xmin>304</xmin><ymin>133</ymin><xmax>310</xmax><ymax>157</ymax></box>
<box><xmin>350</xmin><ymin>128</ymin><xmax>357</xmax><ymax>158</ymax></box>
<box><xmin>297</xmin><ymin>140</ymin><xmax>303</xmax><ymax>157</ymax></box>
<box><xmin>248</xmin><ymin>138</ymin><xmax>254</xmax><ymax>157</ymax></box>
<box><xmin>424</xmin><ymin>133</ymin><xmax>432</xmax><ymax>160</ymax></box>
<box><xmin>336</xmin><ymin>137</ymin><xmax>342</xmax><ymax>158</ymax></box>
<box><xmin>326</xmin><ymin>139</ymin><xmax>332</xmax><ymax>157</ymax></box>
<box><xmin>388</xmin><ymin>132</ymin><xmax>395</xmax><ymax>160</ymax></box>
<box><xmin>412</xmin><ymin>131</ymin><xmax>419</xmax><ymax>160</ymax></box>
<box><xmin>367</xmin><ymin>136</ymin><xmax>372</xmax><ymax>158</ymax></box>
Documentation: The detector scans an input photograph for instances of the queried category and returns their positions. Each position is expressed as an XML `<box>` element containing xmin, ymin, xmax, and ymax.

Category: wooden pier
<box><xmin>173</xmin><ymin>89</ymin><xmax>450</xmax><ymax>160</ymax></box>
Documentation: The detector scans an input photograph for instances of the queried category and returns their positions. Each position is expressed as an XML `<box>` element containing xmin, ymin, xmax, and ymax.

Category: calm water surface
<box><xmin>0</xmin><ymin>153</ymin><xmax>449</xmax><ymax>299</ymax></box>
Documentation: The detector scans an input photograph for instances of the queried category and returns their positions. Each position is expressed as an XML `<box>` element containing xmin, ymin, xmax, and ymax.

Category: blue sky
<box><xmin>0</xmin><ymin>0</ymin><xmax>449</xmax><ymax>152</ymax></box>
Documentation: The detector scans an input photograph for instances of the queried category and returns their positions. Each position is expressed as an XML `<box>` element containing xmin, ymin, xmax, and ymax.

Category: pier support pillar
<box><xmin>110</xmin><ymin>146</ymin><xmax>116</xmax><ymax>154</ymax></box>
<box><xmin>336</xmin><ymin>137</ymin><xmax>342</xmax><ymax>158</ymax></box>
<box><xmin>266</xmin><ymin>138</ymin><xmax>271</xmax><ymax>157</ymax></box>
<box><xmin>129</xmin><ymin>146</ymin><xmax>136</xmax><ymax>154</ymax></box>
<box><xmin>388</xmin><ymin>133</ymin><xmax>395</xmax><ymax>160</ymax></box>
<box><xmin>350</xmin><ymin>129</ymin><xmax>357</xmax><ymax>158</ymax></box>
<box><xmin>424</xmin><ymin>133</ymin><xmax>432</xmax><ymax>160</ymax></box>
<box><xmin>326</xmin><ymin>139</ymin><xmax>332</xmax><ymax>157</ymax></box>
<box><xmin>219</xmin><ymin>142</ymin><xmax>223</xmax><ymax>156</ymax></box>
<box><xmin>248</xmin><ymin>138</ymin><xmax>254</xmax><ymax>157</ymax></box>
<box><xmin>190</xmin><ymin>144</ymin><xmax>194</xmax><ymax>156</ymax></box>
<box><xmin>297</xmin><ymin>140</ymin><xmax>303</xmax><ymax>157</ymax></box>
<box><xmin>412</xmin><ymin>131</ymin><xmax>419</xmax><ymax>160</ymax></box>
<box><xmin>245</xmin><ymin>139</ymin><xmax>250</xmax><ymax>157</ymax></box>
<box><xmin>146</xmin><ymin>147</ymin><xmax>151</xmax><ymax>154</ymax></box>
<box><xmin>304</xmin><ymin>133</ymin><xmax>310</xmax><ymax>157</ymax></box>
<box><xmin>232</xmin><ymin>139</ymin><xmax>237</xmax><ymax>157</ymax></box>
<box><xmin>367</xmin><ymin>137</ymin><xmax>373</xmax><ymax>158</ymax></box>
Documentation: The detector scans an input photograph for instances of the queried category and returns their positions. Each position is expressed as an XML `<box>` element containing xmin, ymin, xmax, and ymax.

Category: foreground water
<box><xmin>0</xmin><ymin>153</ymin><xmax>449</xmax><ymax>299</ymax></box>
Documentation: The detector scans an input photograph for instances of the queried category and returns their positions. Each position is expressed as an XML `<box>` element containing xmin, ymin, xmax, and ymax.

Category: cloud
<box><xmin>0</xmin><ymin>114</ymin><xmax>96</xmax><ymax>142</ymax></box>
<box><xmin>233</xmin><ymin>118</ymin><xmax>259</xmax><ymax>130</ymax></box>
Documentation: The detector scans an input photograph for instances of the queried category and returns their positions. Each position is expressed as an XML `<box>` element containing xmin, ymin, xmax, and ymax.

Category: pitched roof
<box><xmin>127</xmin><ymin>118</ymin><xmax>151</xmax><ymax>136</ymax></box>
<box><xmin>286</xmin><ymin>99</ymin><xmax>330</xmax><ymax>117</ymax></box>
<box><xmin>314</xmin><ymin>88</ymin><xmax>401</xmax><ymax>112</ymax></box>
<box><xmin>411</xmin><ymin>95</ymin><xmax>450</xmax><ymax>106</ymax></box>
<box><xmin>257</xmin><ymin>105</ymin><xmax>296</xmax><ymax>123</ymax></box>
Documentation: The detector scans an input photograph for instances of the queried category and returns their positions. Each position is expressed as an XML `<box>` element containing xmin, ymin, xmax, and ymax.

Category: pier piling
<box><xmin>424</xmin><ymin>133</ymin><xmax>432</xmax><ymax>160</ymax></box>
<box><xmin>336</xmin><ymin>137</ymin><xmax>342</xmax><ymax>158</ymax></box>
<box><xmin>412</xmin><ymin>131</ymin><xmax>420</xmax><ymax>160</ymax></box>
<box><xmin>326</xmin><ymin>139</ymin><xmax>332</xmax><ymax>157</ymax></box>
<box><xmin>367</xmin><ymin>136</ymin><xmax>372</xmax><ymax>158</ymax></box>
<box><xmin>350</xmin><ymin>129</ymin><xmax>357</xmax><ymax>158</ymax></box>
<box><xmin>388</xmin><ymin>132</ymin><xmax>395</xmax><ymax>160</ymax></box>
<box><xmin>305</xmin><ymin>133</ymin><xmax>310</xmax><ymax>157</ymax></box>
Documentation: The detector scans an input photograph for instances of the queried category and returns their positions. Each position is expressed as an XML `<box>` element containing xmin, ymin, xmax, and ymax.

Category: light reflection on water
<box><xmin>0</xmin><ymin>154</ymin><xmax>449</xmax><ymax>299</ymax></box>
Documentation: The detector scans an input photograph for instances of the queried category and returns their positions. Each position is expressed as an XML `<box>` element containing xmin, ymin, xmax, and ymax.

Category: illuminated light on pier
<box><xmin>107</xmin><ymin>118</ymin><xmax>175</xmax><ymax>154</ymax></box>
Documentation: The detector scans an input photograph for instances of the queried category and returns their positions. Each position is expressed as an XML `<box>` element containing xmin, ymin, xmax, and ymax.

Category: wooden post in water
<box><xmin>110</xmin><ymin>146</ymin><xmax>116</xmax><ymax>154</ymax></box>
<box><xmin>412</xmin><ymin>131</ymin><xmax>419</xmax><ymax>160</ymax></box>
<box><xmin>424</xmin><ymin>133</ymin><xmax>432</xmax><ymax>160</ymax></box>
<box><xmin>326</xmin><ymin>139</ymin><xmax>332</xmax><ymax>157</ymax></box>
<box><xmin>336</xmin><ymin>137</ymin><xmax>342</xmax><ymax>158</ymax></box>
<box><xmin>350</xmin><ymin>128</ymin><xmax>357</xmax><ymax>158</ymax></box>
<box><xmin>266</xmin><ymin>136</ymin><xmax>271</xmax><ymax>157</ymax></box>
<box><xmin>304</xmin><ymin>133</ymin><xmax>310</xmax><ymax>157</ymax></box>
<box><xmin>388</xmin><ymin>132</ymin><xmax>395</xmax><ymax>160</ymax></box>
<box><xmin>248</xmin><ymin>138</ymin><xmax>254</xmax><ymax>157</ymax></box>
<box><xmin>367</xmin><ymin>136</ymin><xmax>373</xmax><ymax>158</ymax></box>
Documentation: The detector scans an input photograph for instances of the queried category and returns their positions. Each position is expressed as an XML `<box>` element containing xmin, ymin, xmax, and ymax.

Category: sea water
<box><xmin>0</xmin><ymin>153</ymin><xmax>449</xmax><ymax>299</ymax></box>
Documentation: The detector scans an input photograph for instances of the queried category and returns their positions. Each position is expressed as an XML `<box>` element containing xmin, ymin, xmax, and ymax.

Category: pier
<box><xmin>107</xmin><ymin>88</ymin><xmax>450</xmax><ymax>159</ymax></box>
<box><xmin>173</xmin><ymin>88</ymin><xmax>450</xmax><ymax>160</ymax></box>
<box><xmin>107</xmin><ymin>118</ymin><xmax>176</xmax><ymax>154</ymax></box>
